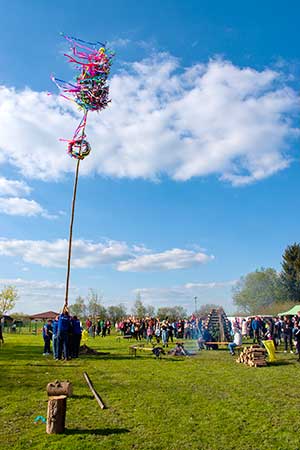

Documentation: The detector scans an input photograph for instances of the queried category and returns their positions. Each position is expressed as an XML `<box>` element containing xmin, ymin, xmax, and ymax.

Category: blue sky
<box><xmin>1</xmin><ymin>0</ymin><xmax>300</xmax><ymax>314</ymax></box>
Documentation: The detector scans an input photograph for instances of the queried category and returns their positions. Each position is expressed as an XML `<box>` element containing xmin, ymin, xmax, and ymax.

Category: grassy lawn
<box><xmin>1</xmin><ymin>333</ymin><xmax>300</xmax><ymax>450</ymax></box>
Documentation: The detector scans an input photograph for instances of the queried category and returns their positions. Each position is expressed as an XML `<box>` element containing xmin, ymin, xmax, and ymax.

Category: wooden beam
<box><xmin>83</xmin><ymin>372</ymin><xmax>106</xmax><ymax>410</ymax></box>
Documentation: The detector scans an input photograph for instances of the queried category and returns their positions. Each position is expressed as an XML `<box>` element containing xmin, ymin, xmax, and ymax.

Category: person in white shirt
<box><xmin>228</xmin><ymin>327</ymin><xmax>242</xmax><ymax>355</ymax></box>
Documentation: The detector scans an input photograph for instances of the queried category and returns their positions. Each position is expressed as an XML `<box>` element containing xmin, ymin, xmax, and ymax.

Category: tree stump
<box><xmin>47</xmin><ymin>380</ymin><xmax>73</xmax><ymax>397</ymax></box>
<box><xmin>46</xmin><ymin>395</ymin><xmax>67</xmax><ymax>434</ymax></box>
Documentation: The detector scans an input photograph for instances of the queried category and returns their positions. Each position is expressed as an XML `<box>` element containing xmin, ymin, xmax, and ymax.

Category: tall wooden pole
<box><xmin>64</xmin><ymin>158</ymin><xmax>80</xmax><ymax>308</ymax></box>
<box><xmin>64</xmin><ymin>111</ymin><xmax>88</xmax><ymax>309</ymax></box>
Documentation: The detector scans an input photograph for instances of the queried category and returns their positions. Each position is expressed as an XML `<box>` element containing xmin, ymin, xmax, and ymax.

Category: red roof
<box><xmin>29</xmin><ymin>311</ymin><xmax>59</xmax><ymax>320</ymax></box>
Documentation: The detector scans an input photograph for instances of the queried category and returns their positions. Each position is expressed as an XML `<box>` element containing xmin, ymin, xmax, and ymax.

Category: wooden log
<box><xmin>46</xmin><ymin>395</ymin><xmax>67</xmax><ymax>434</ymax></box>
<box><xmin>47</xmin><ymin>380</ymin><xmax>73</xmax><ymax>397</ymax></box>
<box><xmin>83</xmin><ymin>371</ymin><xmax>106</xmax><ymax>410</ymax></box>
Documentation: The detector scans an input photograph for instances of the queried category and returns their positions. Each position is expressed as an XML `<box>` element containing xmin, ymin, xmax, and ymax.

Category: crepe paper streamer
<box><xmin>52</xmin><ymin>33</ymin><xmax>114</xmax><ymax>159</ymax></box>
<box><xmin>68</xmin><ymin>138</ymin><xmax>91</xmax><ymax>160</ymax></box>
<box><xmin>34</xmin><ymin>415</ymin><xmax>46</xmax><ymax>424</ymax></box>
<box><xmin>262</xmin><ymin>340</ymin><xmax>277</xmax><ymax>362</ymax></box>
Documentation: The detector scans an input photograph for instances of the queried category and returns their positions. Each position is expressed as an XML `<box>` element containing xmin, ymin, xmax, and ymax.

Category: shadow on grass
<box><xmin>269</xmin><ymin>360</ymin><xmax>295</xmax><ymax>366</ymax></box>
<box><xmin>72</xmin><ymin>394</ymin><xmax>93</xmax><ymax>399</ymax></box>
<box><xmin>65</xmin><ymin>427</ymin><xmax>130</xmax><ymax>436</ymax></box>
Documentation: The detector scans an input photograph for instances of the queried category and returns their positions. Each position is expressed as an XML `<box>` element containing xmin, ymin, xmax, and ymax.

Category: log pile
<box><xmin>236</xmin><ymin>344</ymin><xmax>267</xmax><ymax>367</ymax></box>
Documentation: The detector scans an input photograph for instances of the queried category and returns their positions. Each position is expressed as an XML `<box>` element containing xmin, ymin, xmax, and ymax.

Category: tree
<box><xmin>87</xmin><ymin>290</ymin><xmax>106</xmax><ymax>320</ymax></box>
<box><xmin>145</xmin><ymin>304</ymin><xmax>156</xmax><ymax>317</ymax></box>
<box><xmin>196</xmin><ymin>303</ymin><xmax>222</xmax><ymax>316</ymax></box>
<box><xmin>0</xmin><ymin>285</ymin><xmax>18</xmax><ymax>316</ymax></box>
<box><xmin>132</xmin><ymin>298</ymin><xmax>146</xmax><ymax>318</ymax></box>
<box><xmin>69</xmin><ymin>296</ymin><xmax>87</xmax><ymax>318</ymax></box>
<box><xmin>281</xmin><ymin>243</ymin><xmax>300</xmax><ymax>302</ymax></box>
<box><xmin>156</xmin><ymin>306</ymin><xmax>187</xmax><ymax>321</ymax></box>
<box><xmin>107</xmin><ymin>304</ymin><xmax>127</xmax><ymax>322</ymax></box>
<box><xmin>232</xmin><ymin>267</ymin><xmax>284</xmax><ymax>314</ymax></box>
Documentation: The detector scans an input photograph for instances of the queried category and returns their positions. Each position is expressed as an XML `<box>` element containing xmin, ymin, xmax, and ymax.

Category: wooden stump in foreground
<box><xmin>46</xmin><ymin>395</ymin><xmax>67</xmax><ymax>434</ymax></box>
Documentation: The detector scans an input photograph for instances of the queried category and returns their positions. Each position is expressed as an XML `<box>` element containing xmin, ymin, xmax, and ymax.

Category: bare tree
<box><xmin>0</xmin><ymin>285</ymin><xmax>18</xmax><ymax>316</ymax></box>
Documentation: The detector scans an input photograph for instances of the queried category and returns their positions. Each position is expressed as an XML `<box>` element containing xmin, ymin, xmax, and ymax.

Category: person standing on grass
<box><xmin>294</xmin><ymin>322</ymin><xmax>300</xmax><ymax>361</ymax></box>
<box><xmin>252</xmin><ymin>316</ymin><xmax>262</xmax><ymax>344</ymax></box>
<box><xmin>101</xmin><ymin>319</ymin><xmax>107</xmax><ymax>337</ymax></box>
<box><xmin>161</xmin><ymin>319</ymin><xmax>169</xmax><ymax>347</ymax></box>
<box><xmin>241</xmin><ymin>319</ymin><xmax>248</xmax><ymax>339</ymax></box>
<box><xmin>168</xmin><ymin>322</ymin><xmax>174</xmax><ymax>343</ymax></box>
<box><xmin>58</xmin><ymin>310</ymin><xmax>71</xmax><ymax>360</ymax></box>
<box><xmin>146</xmin><ymin>323</ymin><xmax>154</xmax><ymax>343</ymax></box>
<box><xmin>282</xmin><ymin>316</ymin><xmax>294</xmax><ymax>353</ymax></box>
<box><xmin>155</xmin><ymin>322</ymin><xmax>161</xmax><ymax>343</ymax></box>
<box><xmin>52</xmin><ymin>316</ymin><xmax>59</xmax><ymax>360</ymax></box>
<box><xmin>106</xmin><ymin>319</ymin><xmax>111</xmax><ymax>335</ymax></box>
<box><xmin>71</xmin><ymin>315</ymin><xmax>82</xmax><ymax>358</ymax></box>
<box><xmin>228</xmin><ymin>327</ymin><xmax>242</xmax><ymax>355</ymax></box>
<box><xmin>42</xmin><ymin>320</ymin><xmax>52</xmax><ymax>356</ymax></box>
<box><xmin>0</xmin><ymin>321</ymin><xmax>4</xmax><ymax>344</ymax></box>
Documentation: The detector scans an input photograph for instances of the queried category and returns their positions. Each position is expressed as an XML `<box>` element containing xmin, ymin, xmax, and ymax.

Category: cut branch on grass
<box><xmin>83</xmin><ymin>371</ymin><xmax>106</xmax><ymax>410</ymax></box>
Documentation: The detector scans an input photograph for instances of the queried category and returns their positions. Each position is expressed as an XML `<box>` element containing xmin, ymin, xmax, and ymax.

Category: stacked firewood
<box><xmin>236</xmin><ymin>344</ymin><xmax>267</xmax><ymax>367</ymax></box>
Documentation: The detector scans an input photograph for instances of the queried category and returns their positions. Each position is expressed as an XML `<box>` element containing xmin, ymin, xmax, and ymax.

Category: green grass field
<box><xmin>1</xmin><ymin>333</ymin><xmax>300</xmax><ymax>450</ymax></box>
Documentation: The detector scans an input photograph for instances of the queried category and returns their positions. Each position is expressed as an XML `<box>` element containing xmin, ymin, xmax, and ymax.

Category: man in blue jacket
<box><xmin>71</xmin><ymin>315</ymin><xmax>82</xmax><ymax>358</ymax></box>
<box><xmin>252</xmin><ymin>316</ymin><xmax>262</xmax><ymax>344</ymax></box>
<box><xmin>52</xmin><ymin>316</ymin><xmax>59</xmax><ymax>360</ymax></box>
<box><xmin>58</xmin><ymin>310</ymin><xmax>71</xmax><ymax>360</ymax></box>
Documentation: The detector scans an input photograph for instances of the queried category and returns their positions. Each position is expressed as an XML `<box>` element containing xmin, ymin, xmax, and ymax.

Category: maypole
<box><xmin>52</xmin><ymin>35</ymin><xmax>114</xmax><ymax>309</ymax></box>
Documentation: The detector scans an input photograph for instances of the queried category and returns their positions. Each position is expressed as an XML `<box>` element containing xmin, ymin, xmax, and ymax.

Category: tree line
<box><xmin>69</xmin><ymin>290</ymin><xmax>188</xmax><ymax>322</ymax></box>
<box><xmin>233</xmin><ymin>243</ymin><xmax>300</xmax><ymax>314</ymax></box>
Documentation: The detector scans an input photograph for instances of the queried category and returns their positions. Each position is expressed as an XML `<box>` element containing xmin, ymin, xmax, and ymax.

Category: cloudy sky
<box><xmin>1</xmin><ymin>0</ymin><xmax>300</xmax><ymax>314</ymax></box>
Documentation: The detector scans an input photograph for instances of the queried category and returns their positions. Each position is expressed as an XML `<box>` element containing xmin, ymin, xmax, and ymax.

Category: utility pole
<box><xmin>194</xmin><ymin>296</ymin><xmax>198</xmax><ymax>314</ymax></box>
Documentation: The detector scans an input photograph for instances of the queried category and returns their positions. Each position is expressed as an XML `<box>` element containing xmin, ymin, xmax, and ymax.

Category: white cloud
<box><xmin>0</xmin><ymin>238</ymin><xmax>212</xmax><ymax>271</ymax></box>
<box><xmin>0</xmin><ymin>278</ymin><xmax>66</xmax><ymax>290</ymax></box>
<box><xmin>0</xmin><ymin>197</ymin><xmax>53</xmax><ymax>217</ymax></box>
<box><xmin>117</xmin><ymin>248</ymin><xmax>214</xmax><ymax>272</ymax></box>
<box><xmin>0</xmin><ymin>238</ymin><xmax>131</xmax><ymax>268</ymax></box>
<box><xmin>184</xmin><ymin>281</ymin><xmax>237</xmax><ymax>289</ymax></box>
<box><xmin>0</xmin><ymin>177</ymin><xmax>57</xmax><ymax>218</ymax></box>
<box><xmin>108</xmin><ymin>38</ymin><xmax>131</xmax><ymax>48</ymax></box>
<box><xmin>0</xmin><ymin>278</ymin><xmax>78</xmax><ymax>314</ymax></box>
<box><xmin>0</xmin><ymin>177</ymin><xmax>31</xmax><ymax>196</ymax></box>
<box><xmin>0</xmin><ymin>56</ymin><xmax>298</xmax><ymax>185</ymax></box>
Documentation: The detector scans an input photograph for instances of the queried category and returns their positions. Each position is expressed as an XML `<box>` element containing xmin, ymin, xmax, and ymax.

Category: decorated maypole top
<box><xmin>52</xmin><ymin>34</ymin><xmax>114</xmax><ymax>159</ymax></box>
<box><xmin>52</xmin><ymin>35</ymin><xmax>114</xmax><ymax>308</ymax></box>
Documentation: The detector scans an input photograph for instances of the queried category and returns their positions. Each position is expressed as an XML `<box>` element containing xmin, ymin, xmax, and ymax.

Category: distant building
<box><xmin>29</xmin><ymin>311</ymin><xmax>59</xmax><ymax>321</ymax></box>
<box><xmin>0</xmin><ymin>315</ymin><xmax>13</xmax><ymax>326</ymax></box>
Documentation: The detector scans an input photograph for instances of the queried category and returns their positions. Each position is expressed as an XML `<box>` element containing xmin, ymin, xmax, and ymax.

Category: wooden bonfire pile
<box><xmin>236</xmin><ymin>344</ymin><xmax>267</xmax><ymax>367</ymax></box>
<box><xmin>205</xmin><ymin>307</ymin><xmax>232</xmax><ymax>342</ymax></box>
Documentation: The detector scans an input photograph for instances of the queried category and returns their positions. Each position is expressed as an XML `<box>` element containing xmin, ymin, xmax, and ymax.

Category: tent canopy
<box><xmin>279</xmin><ymin>305</ymin><xmax>300</xmax><ymax>316</ymax></box>
<box><xmin>29</xmin><ymin>311</ymin><xmax>58</xmax><ymax>320</ymax></box>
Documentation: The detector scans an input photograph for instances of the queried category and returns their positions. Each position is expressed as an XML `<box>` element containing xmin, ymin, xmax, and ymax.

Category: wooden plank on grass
<box><xmin>83</xmin><ymin>372</ymin><xmax>106</xmax><ymax>410</ymax></box>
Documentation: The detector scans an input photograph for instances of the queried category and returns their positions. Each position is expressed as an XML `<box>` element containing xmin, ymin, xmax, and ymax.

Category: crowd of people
<box><xmin>115</xmin><ymin>317</ymin><xmax>203</xmax><ymax>345</ymax></box>
<box><xmin>85</xmin><ymin>318</ymin><xmax>112</xmax><ymax>337</ymax></box>
<box><xmin>228</xmin><ymin>314</ymin><xmax>300</xmax><ymax>359</ymax></box>
<box><xmin>41</xmin><ymin>310</ymin><xmax>300</xmax><ymax>361</ymax></box>
<box><xmin>42</xmin><ymin>314</ymin><xmax>205</xmax><ymax>357</ymax></box>
<box><xmin>233</xmin><ymin>311</ymin><xmax>300</xmax><ymax>353</ymax></box>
